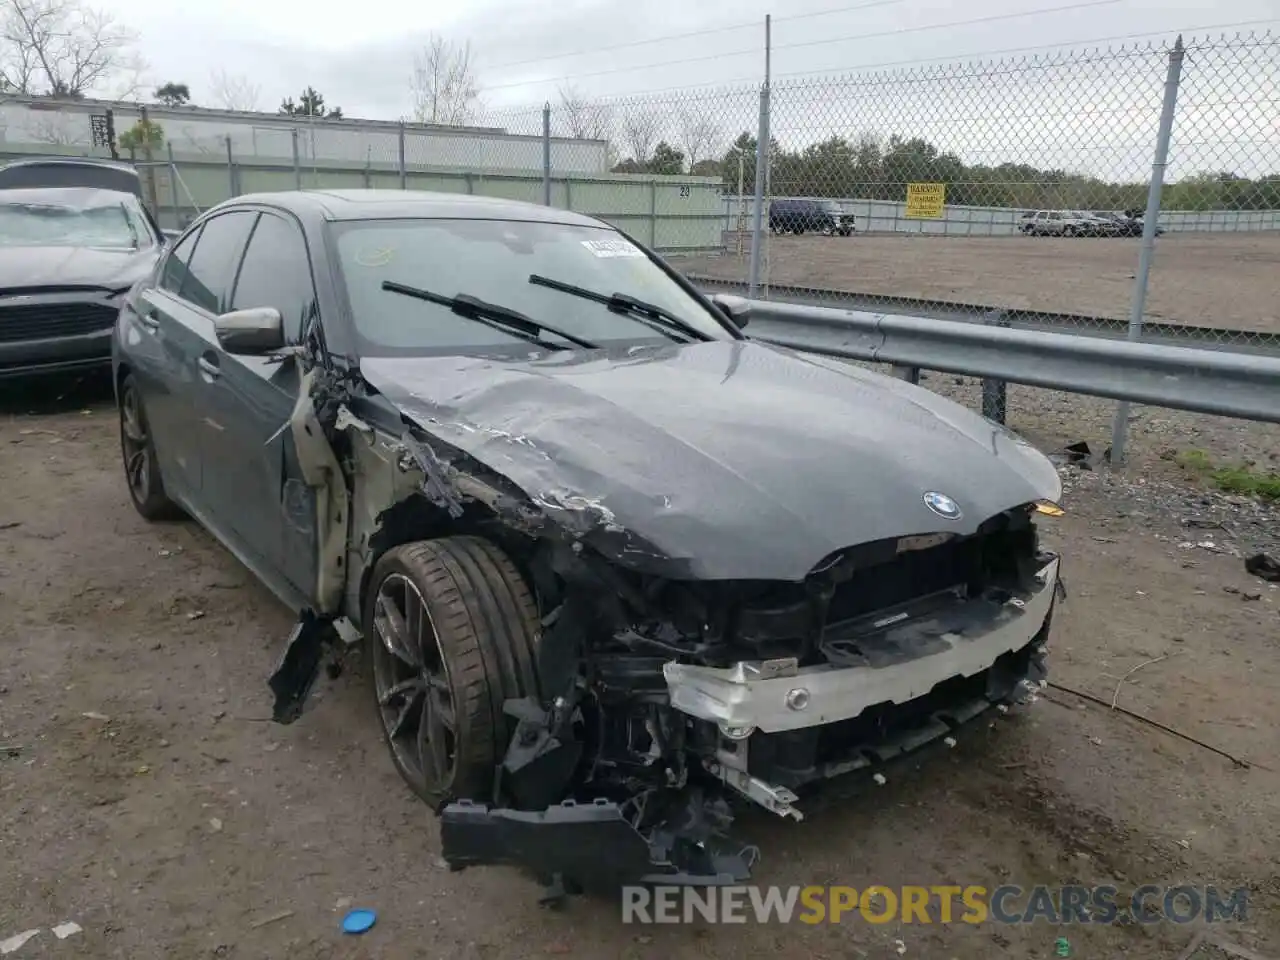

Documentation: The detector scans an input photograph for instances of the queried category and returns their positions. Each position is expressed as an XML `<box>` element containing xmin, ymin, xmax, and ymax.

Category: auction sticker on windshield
<box><xmin>581</xmin><ymin>238</ymin><xmax>644</xmax><ymax>258</ymax></box>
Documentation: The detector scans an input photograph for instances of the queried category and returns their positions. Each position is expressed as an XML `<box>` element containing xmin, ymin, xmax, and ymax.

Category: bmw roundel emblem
<box><xmin>923</xmin><ymin>491</ymin><xmax>962</xmax><ymax>520</ymax></box>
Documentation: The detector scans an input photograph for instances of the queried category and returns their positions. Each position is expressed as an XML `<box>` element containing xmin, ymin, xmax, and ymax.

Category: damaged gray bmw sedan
<box><xmin>112</xmin><ymin>189</ymin><xmax>1064</xmax><ymax>895</ymax></box>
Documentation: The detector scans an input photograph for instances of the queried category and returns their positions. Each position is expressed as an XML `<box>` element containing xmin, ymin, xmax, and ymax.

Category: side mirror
<box><xmin>214</xmin><ymin>307</ymin><xmax>284</xmax><ymax>355</ymax></box>
<box><xmin>709</xmin><ymin>293</ymin><xmax>750</xmax><ymax>330</ymax></box>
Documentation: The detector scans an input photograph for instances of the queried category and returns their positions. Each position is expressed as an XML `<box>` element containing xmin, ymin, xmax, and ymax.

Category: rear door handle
<box><xmin>197</xmin><ymin>355</ymin><xmax>221</xmax><ymax>380</ymax></box>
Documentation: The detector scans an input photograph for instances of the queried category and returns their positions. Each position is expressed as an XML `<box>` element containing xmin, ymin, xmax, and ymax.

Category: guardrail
<box><xmin>690</xmin><ymin>275</ymin><xmax>1280</xmax><ymax>358</ymax></box>
<box><xmin>731</xmin><ymin>297</ymin><xmax>1280</xmax><ymax>424</ymax></box>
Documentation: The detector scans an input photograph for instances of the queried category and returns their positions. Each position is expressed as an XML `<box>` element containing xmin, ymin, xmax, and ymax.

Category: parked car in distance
<box><xmin>769</xmin><ymin>198</ymin><xmax>856</xmax><ymax>235</ymax></box>
<box><xmin>113</xmin><ymin>189</ymin><xmax>1063</xmax><ymax>894</ymax></box>
<box><xmin>1021</xmin><ymin>209</ymin><xmax>1103</xmax><ymax>237</ymax></box>
<box><xmin>1114</xmin><ymin>209</ymin><xmax>1165</xmax><ymax>237</ymax></box>
<box><xmin>0</xmin><ymin>157</ymin><xmax>165</xmax><ymax>380</ymax></box>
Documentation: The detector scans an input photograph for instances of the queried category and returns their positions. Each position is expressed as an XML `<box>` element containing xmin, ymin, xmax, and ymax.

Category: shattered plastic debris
<box><xmin>51</xmin><ymin>922</ymin><xmax>82</xmax><ymax>940</ymax></box>
<box><xmin>81</xmin><ymin>712</ymin><xmax>109</xmax><ymax>722</ymax></box>
<box><xmin>872</xmin><ymin>773</ymin><xmax>887</xmax><ymax>786</ymax></box>
<box><xmin>0</xmin><ymin>930</ymin><xmax>40</xmax><ymax>955</ymax></box>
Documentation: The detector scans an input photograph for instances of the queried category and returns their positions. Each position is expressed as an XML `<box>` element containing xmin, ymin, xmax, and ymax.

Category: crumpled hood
<box><xmin>0</xmin><ymin>245</ymin><xmax>156</xmax><ymax>290</ymax></box>
<box><xmin>360</xmin><ymin>340</ymin><xmax>1061</xmax><ymax>581</ymax></box>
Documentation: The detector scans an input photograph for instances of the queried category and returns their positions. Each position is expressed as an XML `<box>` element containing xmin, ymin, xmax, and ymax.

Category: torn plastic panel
<box><xmin>441</xmin><ymin>796</ymin><xmax>755</xmax><ymax>895</ymax></box>
<box><xmin>437</xmin><ymin>540</ymin><xmax>1059</xmax><ymax>890</ymax></box>
<box><xmin>439</xmin><ymin>620</ymin><xmax>1054</xmax><ymax>890</ymax></box>
<box><xmin>268</xmin><ymin>612</ymin><xmax>362</xmax><ymax>724</ymax></box>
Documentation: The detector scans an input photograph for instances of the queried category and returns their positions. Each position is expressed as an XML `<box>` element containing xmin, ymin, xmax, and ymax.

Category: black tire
<box><xmin>364</xmin><ymin>536</ymin><xmax>540</xmax><ymax>811</ymax></box>
<box><xmin>118</xmin><ymin>372</ymin><xmax>184</xmax><ymax>521</ymax></box>
<box><xmin>1064</xmin><ymin>226</ymin><xmax>1077</xmax><ymax>237</ymax></box>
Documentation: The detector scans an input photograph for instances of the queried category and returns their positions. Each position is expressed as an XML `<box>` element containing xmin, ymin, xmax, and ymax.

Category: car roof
<box><xmin>0</xmin><ymin>156</ymin><xmax>142</xmax><ymax>197</ymax></box>
<box><xmin>222</xmin><ymin>189</ymin><xmax>611</xmax><ymax>228</ymax></box>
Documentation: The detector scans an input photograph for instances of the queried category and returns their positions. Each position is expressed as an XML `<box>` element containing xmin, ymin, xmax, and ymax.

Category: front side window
<box><xmin>332</xmin><ymin>218</ymin><xmax>736</xmax><ymax>356</ymax></box>
<box><xmin>160</xmin><ymin>227</ymin><xmax>201</xmax><ymax>296</ymax></box>
<box><xmin>180</xmin><ymin>211</ymin><xmax>257</xmax><ymax>314</ymax></box>
<box><xmin>0</xmin><ymin>187</ymin><xmax>154</xmax><ymax>250</ymax></box>
<box><xmin>230</xmin><ymin>213</ymin><xmax>315</xmax><ymax>343</ymax></box>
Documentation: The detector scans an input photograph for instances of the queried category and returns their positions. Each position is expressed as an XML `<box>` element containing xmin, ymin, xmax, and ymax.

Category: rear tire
<box><xmin>118</xmin><ymin>373</ymin><xmax>184</xmax><ymax>522</ymax></box>
<box><xmin>365</xmin><ymin>536</ymin><xmax>540</xmax><ymax>811</ymax></box>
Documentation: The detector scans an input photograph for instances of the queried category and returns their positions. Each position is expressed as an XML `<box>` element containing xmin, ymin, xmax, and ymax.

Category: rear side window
<box><xmin>230</xmin><ymin>213</ymin><xmax>316</xmax><ymax>344</ymax></box>
<box><xmin>159</xmin><ymin>227</ymin><xmax>200</xmax><ymax>295</ymax></box>
<box><xmin>180</xmin><ymin>211</ymin><xmax>257</xmax><ymax>314</ymax></box>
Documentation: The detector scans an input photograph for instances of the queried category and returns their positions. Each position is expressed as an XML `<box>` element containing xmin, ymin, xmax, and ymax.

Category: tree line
<box><xmin>623</xmin><ymin>129</ymin><xmax>1280</xmax><ymax>213</ymax></box>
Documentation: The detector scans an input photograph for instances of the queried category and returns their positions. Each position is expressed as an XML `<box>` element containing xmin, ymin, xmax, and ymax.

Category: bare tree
<box><xmin>676</xmin><ymin>108</ymin><xmax>722</xmax><ymax>170</ymax></box>
<box><xmin>208</xmin><ymin>67</ymin><xmax>261</xmax><ymax>112</ymax></box>
<box><xmin>0</xmin><ymin>0</ymin><xmax>143</xmax><ymax>97</ymax></box>
<box><xmin>557</xmin><ymin>83</ymin><xmax>612</xmax><ymax>141</ymax></box>
<box><xmin>410</xmin><ymin>34</ymin><xmax>481</xmax><ymax>125</ymax></box>
<box><xmin>620</xmin><ymin>107</ymin><xmax>663</xmax><ymax>166</ymax></box>
<box><xmin>677</xmin><ymin>108</ymin><xmax>722</xmax><ymax>170</ymax></box>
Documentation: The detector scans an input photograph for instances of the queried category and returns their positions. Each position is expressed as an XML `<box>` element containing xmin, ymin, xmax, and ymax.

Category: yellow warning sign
<box><xmin>905</xmin><ymin>182</ymin><xmax>946</xmax><ymax>219</ymax></box>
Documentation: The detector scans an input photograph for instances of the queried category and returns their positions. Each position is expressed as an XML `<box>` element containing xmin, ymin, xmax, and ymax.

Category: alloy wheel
<box><xmin>120</xmin><ymin>385</ymin><xmax>151</xmax><ymax>505</ymax></box>
<box><xmin>370</xmin><ymin>572</ymin><xmax>458</xmax><ymax>793</ymax></box>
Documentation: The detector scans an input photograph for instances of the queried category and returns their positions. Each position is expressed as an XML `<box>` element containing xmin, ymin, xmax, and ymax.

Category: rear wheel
<box><xmin>118</xmin><ymin>373</ymin><xmax>183</xmax><ymax>521</ymax></box>
<box><xmin>365</xmin><ymin>536</ymin><xmax>540</xmax><ymax>810</ymax></box>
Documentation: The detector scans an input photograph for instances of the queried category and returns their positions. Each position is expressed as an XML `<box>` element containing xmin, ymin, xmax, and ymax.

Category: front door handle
<box><xmin>139</xmin><ymin>305</ymin><xmax>160</xmax><ymax>330</ymax></box>
<box><xmin>197</xmin><ymin>355</ymin><xmax>221</xmax><ymax>380</ymax></box>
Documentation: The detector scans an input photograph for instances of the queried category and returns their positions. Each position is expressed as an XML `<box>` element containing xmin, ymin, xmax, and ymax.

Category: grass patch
<box><xmin>1171</xmin><ymin>448</ymin><xmax>1280</xmax><ymax>500</ymax></box>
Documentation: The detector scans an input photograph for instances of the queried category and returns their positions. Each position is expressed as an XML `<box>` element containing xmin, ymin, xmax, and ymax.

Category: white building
<box><xmin>0</xmin><ymin>95</ymin><xmax>609</xmax><ymax>174</ymax></box>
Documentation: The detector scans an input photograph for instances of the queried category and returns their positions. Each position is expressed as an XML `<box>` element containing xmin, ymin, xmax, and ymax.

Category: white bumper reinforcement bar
<box><xmin>663</xmin><ymin>557</ymin><xmax>1059</xmax><ymax>734</ymax></box>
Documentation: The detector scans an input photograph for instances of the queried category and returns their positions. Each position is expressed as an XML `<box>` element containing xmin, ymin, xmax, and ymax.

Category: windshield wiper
<box><xmin>120</xmin><ymin>202</ymin><xmax>140</xmax><ymax>249</ymax></box>
<box><xmin>528</xmin><ymin>274</ymin><xmax>712</xmax><ymax>343</ymax></box>
<box><xmin>381</xmin><ymin>281</ymin><xmax>598</xmax><ymax>351</ymax></box>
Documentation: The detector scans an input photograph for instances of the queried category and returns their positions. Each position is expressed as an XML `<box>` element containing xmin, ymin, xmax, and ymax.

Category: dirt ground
<box><xmin>671</xmin><ymin>233</ymin><xmax>1280</xmax><ymax>335</ymax></box>
<box><xmin>2</xmin><ymin>373</ymin><xmax>1279</xmax><ymax>960</ymax></box>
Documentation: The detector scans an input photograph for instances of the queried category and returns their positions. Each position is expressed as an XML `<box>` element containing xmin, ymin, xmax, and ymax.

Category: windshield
<box><xmin>820</xmin><ymin>202</ymin><xmax>842</xmax><ymax>214</ymax></box>
<box><xmin>0</xmin><ymin>187</ymin><xmax>151</xmax><ymax>249</ymax></box>
<box><xmin>332</xmin><ymin>218</ymin><xmax>736</xmax><ymax>356</ymax></box>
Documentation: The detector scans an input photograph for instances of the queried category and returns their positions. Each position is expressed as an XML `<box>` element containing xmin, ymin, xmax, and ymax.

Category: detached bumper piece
<box><xmin>440</xmin><ymin>797</ymin><xmax>754</xmax><ymax>893</ymax></box>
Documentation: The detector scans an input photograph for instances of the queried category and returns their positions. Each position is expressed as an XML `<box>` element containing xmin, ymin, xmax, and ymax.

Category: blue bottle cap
<box><xmin>342</xmin><ymin>909</ymin><xmax>377</xmax><ymax>935</ymax></box>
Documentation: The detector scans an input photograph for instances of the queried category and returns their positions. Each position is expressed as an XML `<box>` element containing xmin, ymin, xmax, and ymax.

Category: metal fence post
<box><xmin>1109</xmin><ymin>35</ymin><xmax>1185</xmax><ymax>467</ymax></box>
<box><xmin>398</xmin><ymin>122</ymin><xmax>407</xmax><ymax>189</ymax></box>
<box><xmin>982</xmin><ymin>310</ymin><xmax>1011</xmax><ymax>423</ymax></box>
<box><xmin>747</xmin><ymin>15</ymin><xmax>771</xmax><ymax>298</ymax></box>
<box><xmin>224</xmin><ymin>135</ymin><xmax>236</xmax><ymax>198</ymax></box>
<box><xmin>542</xmin><ymin>102</ymin><xmax>552</xmax><ymax>206</ymax></box>
<box><xmin>165</xmin><ymin>141</ymin><xmax>179</xmax><ymax>229</ymax></box>
<box><xmin>649</xmin><ymin>179</ymin><xmax>658</xmax><ymax>247</ymax></box>
<box><xmin>139</xmin><ymin>105</ymin><xmax>160</xmax><ymax>218</ymax></box>
<box><xmin>291</xmin><ymin>127</ymin><xmax>302</xmax><ymax>190</ymax></box>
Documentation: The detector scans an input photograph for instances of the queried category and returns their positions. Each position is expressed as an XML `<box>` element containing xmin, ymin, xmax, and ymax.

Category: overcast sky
<box><xmin>102</xmin><ymin>0</ymin><xmax>1279</xmax><ymax>119</ymax></box>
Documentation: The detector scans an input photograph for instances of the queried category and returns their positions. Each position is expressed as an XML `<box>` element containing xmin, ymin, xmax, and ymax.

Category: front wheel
<box><xmin>118</xmin><ymin>373</ymin><xmax>184</xmax><ymax>521</ymax></box>
<box><xmin>365</xmin><ymin>536</ymin><xmax>540</xmax><ymax>811</ymax></box>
